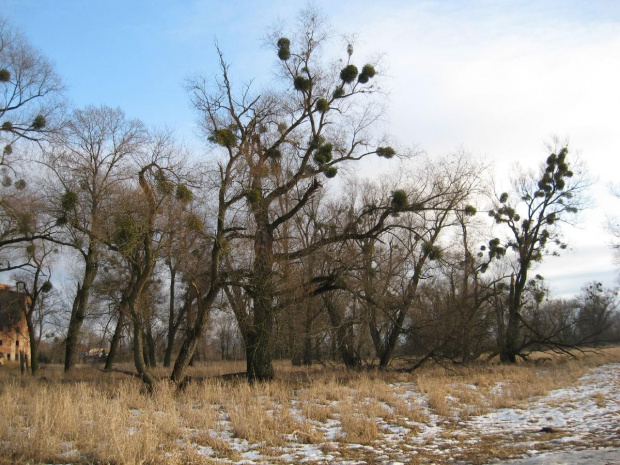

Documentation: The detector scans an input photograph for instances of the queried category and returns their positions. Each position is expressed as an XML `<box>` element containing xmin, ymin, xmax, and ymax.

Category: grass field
<box><xmin>0</xmin><ymin>348</ymin><xmax>619</xmax><ymax>464</ymax></box>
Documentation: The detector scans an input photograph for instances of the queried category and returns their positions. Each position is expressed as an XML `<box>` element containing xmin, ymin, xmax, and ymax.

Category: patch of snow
<box><xmin>494</xmin><ymin>447</ymin><xmax>620</xmax><ymax>464</ymax></box>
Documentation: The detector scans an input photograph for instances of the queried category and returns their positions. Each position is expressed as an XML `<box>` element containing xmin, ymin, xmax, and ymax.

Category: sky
<box><xmin>3</xmin><ymin>0</ymin><xmax>620</xmax><ymax>297</ymax></box>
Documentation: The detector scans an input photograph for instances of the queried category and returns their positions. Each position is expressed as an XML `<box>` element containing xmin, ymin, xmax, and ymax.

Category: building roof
<box><xmin>0</xmin><ymin>286</ymin><xmax>27</xmax><ymax>329</ymax></box>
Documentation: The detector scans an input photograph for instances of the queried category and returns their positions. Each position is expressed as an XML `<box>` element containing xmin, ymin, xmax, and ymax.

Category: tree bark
<box><xmin>104</xmin><ymin>302</ymin><xmax>126</xmax><ymax>370</ymax></box>
<box><xmin>302</xmin><ymin>308</ymin><xmax>313</xmax><ymax>366</ymax></box>
<box><xmin>170</xmin><ymin>288</ymin><xmax>213</xmax><ymax>385</ymax></box>
<box><xmin>163</xmin><ymin>267</ymin><xmax>177</xmax><ymax>367</ymax></box>
<box><xmin>500</xmin><ymin>273</ymin><xmax>524</xmax><ymax>363</ymax></box>
<box><xmin>245</xmin><ymin>296</ymin><xmax>275</xmax><ymax>382</ymax></box>
<box><xmin>65</xmin><ymin>245</ymin><xmax>98</xmax><ymax>372</ymax></box>
<box><xmin>145</xmin><ymin>323</ymin><xmax>156</xmax><ymax>367</ymax></box>
<box><xmin>324</xmin><ymin>296</ymin><xmax>361</xmax><ymax>369</ymax></box>
<box><xmin>379</xmin><ymin>308</ymin><xmax>406</xmax><ymax>369</ymax></box>
<box><xmin>26</xmin><ymin>312</ymin><xmax>39</xmax><ymax>375</ymax></box>
<box><xmin>132</xmin><ymin>319</ymin><xmax>155</xmax><ymax>391</ymax></box>
<box><xmin>246</xmin><ymin>206</ymin><xmax>276</xmax><ymax>382</ymax></box>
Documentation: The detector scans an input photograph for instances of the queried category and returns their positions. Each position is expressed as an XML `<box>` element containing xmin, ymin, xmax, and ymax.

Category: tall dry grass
<box><xmin>0</xmin><ymin>347</ymin><xmax>617</xmax><ymax>463</ymax></box>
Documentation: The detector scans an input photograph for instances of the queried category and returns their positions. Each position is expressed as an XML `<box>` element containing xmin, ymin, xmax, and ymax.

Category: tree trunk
<box><xmin>26</xmin><ymin>313</ymin><xmax>39</xmax><ymax>375</ymax></box>
<box><xmin>302</xmin><ymin>309</ymin><xmax>313</xmax><ymax>366</ymax></box>
<box><xmin>142</xmin><ymin>333</ymin><xmax>150</xmax><ymax>367</ymax></box>
<box><xmin>132</xmin><ymin>319</ymin><xmax>155</xmax><ymax>391</ymax></box>
<box><xmin>170</xmin><ymin>290</ymin><xmax>212</xmax><ymax>386</ymax></box>
<box><xmin>163</xmin><ymin>327</ymin><xmax>177</xmax><ymax>367</ymax></box>
<box><xmin>245</xmin><ymin>295</ymin><xmax>275</xmax><ymax>382</ymax></box>
<box><xmin>163</xmin><ymin>266</ymin><xmax>177</xmax><ymax>367</ymax></box>
<box><xmin>376</xmin><ymin>253</ymin><xmax>427</xmax><ymax>369</ymax></box>
<box><xmin>145</xmin><ymin>324</ymin><xmax>156</xmax><ymax>367</ymax></box>
<box><xmin>499</xmin><ymin>274</ymin><xmax>523</xmax><ymax>364</ymax></box>
<box><xmin>104</xmin><ymin>302</ymin><xmax>126</xmax><ymax>370</ymax></box>
<box><xmin>65</xmin><ymin>245</ymin><xmax>98</xmax><ymax>372</ymax></box>
<box><xmin>246</xmin><ymin>209</ymin><xmax>276</xmax><ymax>382</ymax></box>
<box><xmin>324</xmin><ymin>296</ymin><xmax>361</xmax><ymax>369</ymax></box>
<box><xmin>379</xmin><ymin>308</ymin><xmax>406</xmax><ymax>369</ymax></box>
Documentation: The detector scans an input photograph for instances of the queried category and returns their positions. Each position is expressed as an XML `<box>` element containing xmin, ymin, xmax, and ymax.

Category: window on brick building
<box><xmin>7</xmin><ymin>354</ymin><xmax>10</xmax><ymax>361</ymax></box>
<box><xmin>15</xmin><ymin>340</ymin><xmax>19</xmax><ymax>347</ymax></box>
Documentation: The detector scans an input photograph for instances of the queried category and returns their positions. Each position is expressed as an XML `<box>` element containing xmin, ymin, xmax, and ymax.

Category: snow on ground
<box><xmin>466</xmin><ymin>364</ymin><xmax>620</xmax><ymax>452</ymax></box>
<box><xmin>192</xmin><ymin>363</ymin><xmax>620</xmax><ymax>464</ymax></box>
<box><xmin>499</xmin><ymin>448</ymin><xmax>620</xmax><ymax>465</ymax></box>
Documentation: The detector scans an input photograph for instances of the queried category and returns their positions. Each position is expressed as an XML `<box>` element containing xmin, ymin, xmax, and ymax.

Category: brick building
<box><xmin>0</xmin><ymin>284</ymin><xmax>30</xmax><ymax>365</ymax></box>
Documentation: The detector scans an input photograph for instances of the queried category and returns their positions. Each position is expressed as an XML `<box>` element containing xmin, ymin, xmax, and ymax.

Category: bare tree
<box><xmin>0</xmin><ymin>17</ymin><xmax>64</xmax><ymax>155</ymax></box>
<box><xmin>0</xmin><ymin>18</ymin><xmax>65</xmax><ymax>270</ymax></box>
<box><xmin>488</xmin><ymin>146</ymin><xmax>589</xmax><ymax>362</ymax></box>
<box><xmin>99</xmin><ymin>134</ymin><xmax>191</xmax><ymax>390</ymax></box>
<box><xmin>45</xmin><ymin>105</ymin><xmax>146</xmax><ymax>372</ymax></box>
<box><xmin>182</xmin><ymin>6</ymin><xmax>414</xmax><ymax>382</ymax></box>
<box><xmin>331</xmin><ymin>154</ymin><xmax>484</xmax><ymax>368</ymax></box>
<box><xmin>13</xmin><ymin>239</ymin><xmax>56</xmax><ymax>374</ymax></box>
<box><xmin>575</xmin><ymin>281</ymin><xmax>618</xmax><ymax>345</ymax></box>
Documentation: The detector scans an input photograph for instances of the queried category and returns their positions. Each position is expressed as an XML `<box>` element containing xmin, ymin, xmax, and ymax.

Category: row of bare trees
<box><xmin>1</xmin><ymin>10</ymin><xmax>618</xmax><ymax>391</ymax></box>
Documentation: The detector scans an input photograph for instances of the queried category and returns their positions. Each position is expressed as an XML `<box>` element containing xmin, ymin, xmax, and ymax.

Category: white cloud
<box><xmin>328</xmin><ymin>1</ymin><xmax>620</xmax><ymax>295</ymax></box>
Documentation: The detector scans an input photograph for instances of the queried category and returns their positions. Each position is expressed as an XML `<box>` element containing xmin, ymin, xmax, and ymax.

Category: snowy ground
<box><xmin>499</xmin><ymin>448</ymin><xmax>620</xmax><ymax>465</ymax></box>
<box><xmin>192</xmin><ymin>363</ymin><xmax>620</xmax><ymax>464</ymax></box>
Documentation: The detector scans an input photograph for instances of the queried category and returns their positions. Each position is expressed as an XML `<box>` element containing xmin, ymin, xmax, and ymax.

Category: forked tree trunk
<box><xmin>104</xmin><ymin>302</ymin><xmax>126</xmax><ymax>370</ymax></box>
<box><xmin>324</xmin><ymin>296</ymin><xmax>361</xmax><ymax>369</ymax></box>
<box><xmin>378</xmin><ymin>308</ymin><xmax>407</xmax><ymax>369</ymax></box>
<box><xmin>65</xmin><ymin>246</ymin><xmax>98</xmax><ymax>372</ymax></box>
<box><xmin>499</xmin><ymin>274</ymin><xmax>523</xmax><ymax>364</ymax></box>
<box><xmin>170</xmin><ymin>290</ymin><xmax>213</xmax><ymax>386</ymax></box>
<box><xmin>132</xmin><ymin>319</ymin><xmax>156</xmax><ymax>391</ymax></box>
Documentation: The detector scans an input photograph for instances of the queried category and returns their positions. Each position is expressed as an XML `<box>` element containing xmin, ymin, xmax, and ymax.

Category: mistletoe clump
<box><xmin>323</xmin><ymin>166</ymin><xmax>338</xmax><ymax>178</ymax></box>
<box><xmin>294</xmin><ymin>75</ymin><xmax>311</xmax><ymax>92</ymax></box>
<box><xmin>376</xmin><ymin>147</ymin><xmax>395</xmax><ymax>159</ymax></box>
<box><xmin>422</xmin><ymin>241</ymin><xmax>443</xmax><ymax>261</ymax></box>
<box><xmin>209</xmin><ymin>128</ymin><xmax>238</xmax><ymax>148</ymax></box>
<box><xmin>61</xmin><ymin>190</ymin><xmax>78</xmax><ymax>212</ymax></box>
<box><xmin>175</xmin><ymin>184</ymin><xmax>193</xmax><ymax>204</ymax></box>
<box><xmin>32</xmin><ymin>114</ymin><xmax>46</xmax><ymax>130</ymax></box>
<box><xmin>113</xmin><ymin>215</ymin><xmax>141</xmax><ymax>254</ymax></box>
<box><xmin>464</xmin><ymin>205</ymin><xmax>477</xmax><ymax>216</ymax></box>
<box><xmin>154</xmin><ymin>170</ymin><xmax>174</xmax><ymax>196</ymax></box>
<box><xmin>313</xmin><ymin>143</ymin><xmax>333</xmax><ymax>165</ymax></box>
<box><xmin>357</xmin><ymin>64</ymin><xmax>376</xmax><ymax>84</ymax></box>
<box><xmin>246</xmin><ymin>188</ymin><xmax>262</xmax><ymax>204</ymax></box>
<box><xmin>186</xmin><ymin>213</ymin><xmax>203</xmax><ymax>232</ymax></box>
<box><xmin>391</xmin><ymin>189</ymin><xmax>408</xmax><ymax>211</ymax></box>
<box><xmin>308</xmin><ymin>135</ymin><xmax>325</xmax><ymax>151</ymax></box>
<box><xmin>264</xmin><ymin>147</ymin><xmax>282</xmax><ymax>159</ymax></box>
<box><xmin>315</xmin><ymin>98</ymin><xmax>329</xmax><ymax>113</ymax></box>
<box><xmin>340</xmin><ymin>64</ymin><xmax>358</xmax><ymax>83</ymax></box>
<box><xmin>277</xmin><ymin>37</ymin><xmax>291</xmax><ymax>61</ymax></box>
<box><xmin>537</xmin><ymin>147</ymin><xmax>573</xmax><ymax>195</ymax></box>
<box><xmin>333</xmin><ymin>87</ymin><xmax>345</xmax><ymax>99</ymax></box>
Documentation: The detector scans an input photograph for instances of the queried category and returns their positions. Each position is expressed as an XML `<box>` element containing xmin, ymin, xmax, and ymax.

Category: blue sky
<box><xmin>4</xmin><ymin>0</ymin><xmax>620</xmax><ymax>296</ymax></box>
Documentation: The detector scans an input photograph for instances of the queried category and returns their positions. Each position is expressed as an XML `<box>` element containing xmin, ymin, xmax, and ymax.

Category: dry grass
<box><xmin>0</xmin><ymin>347</ymin><xmax>617</xmax><ymax>464</ymax></box>
<box><xmin>334</xmin><ymin>398</ymin><xmax>381</xmax><ymax>444</ymax></box>
<box><xmin>412</xmin><ymin>347</ymin><xmax>620</xmax><ymax>419</ymax></box>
